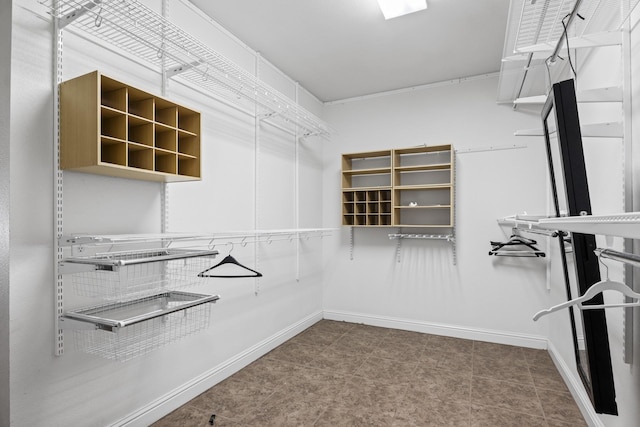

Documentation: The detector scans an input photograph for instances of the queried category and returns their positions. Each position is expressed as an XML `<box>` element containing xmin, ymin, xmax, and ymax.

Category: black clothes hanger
<box><xmin>489</xmin><ymin>234</ymin><xmax>546</xmax><ymax>257</ymax></box>
<box><xmin>198</xmin><ymin>244</ymin><xmax>263</xmax><ymax>278</ymax></box>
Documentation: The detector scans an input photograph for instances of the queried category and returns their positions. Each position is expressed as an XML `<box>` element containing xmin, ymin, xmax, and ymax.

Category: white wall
<box><xmin>322</xmin><ymin>75</ymin><xmax>551</xmax><ymax>346</ymax></box>
<box><xmin>8</xmin><ymin>0</ymin><xmax>324</xmax><ymax>425</ymax></box>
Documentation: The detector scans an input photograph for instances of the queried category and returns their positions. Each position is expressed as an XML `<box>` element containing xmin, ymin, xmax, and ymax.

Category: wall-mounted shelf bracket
<box><xmin>55</xmin><ymin>0</ymin><xmax>101</xmax><ymax>29</ymax></box>
<box><xmin>388</xmin><ymin>233</ymin><xmax>456</xmax><ymax>264</ymax></box>
<box><xmin>165</xmin><ymin>61</ymin><xmax>204</xmax><ymax>79</ymax></box>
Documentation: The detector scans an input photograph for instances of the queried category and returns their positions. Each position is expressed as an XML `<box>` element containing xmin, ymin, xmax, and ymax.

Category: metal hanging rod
<box><xmin>388</xmin><ymin>233</ymin><xmax>455</xmax><ymax>241</ymax></box>
<box><xmin>595</xmin><ymin>248</ymin><xmax>640</xmax><ymax>268</ymax></box>
<box><xmin>40</xmin><ymin>0</ymin><xmax>331</xmax><ymax>139</ymax></box>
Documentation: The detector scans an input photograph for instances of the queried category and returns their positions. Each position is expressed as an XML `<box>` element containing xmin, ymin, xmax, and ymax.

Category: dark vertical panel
<box><xmin>544</xmin><ymin>79</ymin><xmax>617</xmax><ymax>415</ymax></box>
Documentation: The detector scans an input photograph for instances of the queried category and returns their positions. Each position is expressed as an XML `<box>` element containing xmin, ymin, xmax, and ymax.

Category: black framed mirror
<box><xmin>542</xmin><ymin>79</ymin><xmax>617</xmax><ymax>415</ymax></box>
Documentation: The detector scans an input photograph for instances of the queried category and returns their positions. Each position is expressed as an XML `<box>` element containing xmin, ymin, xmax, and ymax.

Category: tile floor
<box><xmin>152</xmin><ymin>320</ymin><xmax>587</xmax><ymax>426</ymax></box>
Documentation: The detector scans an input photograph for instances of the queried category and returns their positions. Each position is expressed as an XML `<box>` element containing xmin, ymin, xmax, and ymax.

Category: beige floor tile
<box><xmin>529</xmin><ymin>364</ymin><xmax>569</xmax><ymax>392</ymax></box>
<box><xmin>409</xmin><ymin>365</ymin><xmax>472</xmax><ymax>402</ymax></box>
<box><xmin>471</xmin><ymin>377</ymin><xmax>544</xmax><ymax>418</ymax></box>
<box><xmin>355</xmin><ymin>356</ymin><xmax>419</xmax><ymax>384</ymax></box>
<box><xmin>470</xmin><ymin>404</ymin><xmax>547</xmax><ymax>427</ymax></box>
<box><xmin>393</xmin><ymin>395</ymin><xmax>471</xmax><ymax>426</ymax></box>
<box><xmin>306</xmin><ymin>345</ymin><xmax>369</xmax><ymax>374</ymax></box>
<box><xmin>473</xmin><ymin>341</ymin><xmax>526</xmax><ymax>363</ymax></box>
<box><xmin>188</xmin><ymin>376</ymin><xmax>275</xmax><ymax>421</ymax></box>
<box><xmin>538</xmin><ymin>389</ymin><xmax>587</xmax><ymax>426</ymax></box>
<box><xmin>427</xmin><ymin>334</ymin><xmax>474</xmax><ymax>354</ymax></box>
<box><xmin>241</xmin><ymin>389</ymin><xmax>327</xmax><ymax>426</ymax></box>
<box><xmin>328</xmin><ymin>333</ymin><xmax>377</xmax><ymax>354</ymax></box>
<box><xmin>154</xmin><ymin>322</ymin><xmax>586</xmax><ymax>427</ymax></box>
<box><xmin>472</xmin><ymin>353</ymin><xmax>534</xmax><ymax>384</ymax></box>
<box><xmin>150</xmin><ymin>403</ymin><xmax>216</xmax><ymax>427</ymax></box>
<box><xmin>308</xmin><ymin>319</ymin><xmax>356</xmax><ymax>335</ymax></box>
<box><xmin>337</xmin><ymin>375</ymin><xmax>408</xmax><ymax>418</ymax></box>
<box><xmin>288</xmin><ymin>326</ymin><xmax>343</xmax><ymax>348</ymax></box>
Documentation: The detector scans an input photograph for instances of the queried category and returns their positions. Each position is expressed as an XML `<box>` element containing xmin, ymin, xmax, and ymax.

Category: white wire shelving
<box><xmin>537</xmin><ymin>212</ymin><xmax>640</xmax><ymax>239</ymax></box>
<box><xmin>498</xmin><ymin>0</ymin><xmax>640</xmax><ymax>104</ymax></box>
<box><xmin>39</xmin><ymin>0</ymin><xmax>331</xmax><ymax>139</ymax></box>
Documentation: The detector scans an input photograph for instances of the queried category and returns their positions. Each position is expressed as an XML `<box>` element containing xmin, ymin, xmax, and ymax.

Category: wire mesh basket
<box><xmin>65</xmin><ymin>291</ymin><xmax>219</xmax><ymax>362</ymax></box>
<box><xmin>64</xmin><ymin>248</ymin><xmax>218</xmax><ymax>300</ymax></box>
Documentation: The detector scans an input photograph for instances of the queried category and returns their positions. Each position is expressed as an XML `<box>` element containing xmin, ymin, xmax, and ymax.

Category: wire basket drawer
<box><xmin>62</xmin><ymin>291</ymin><xmax>219</xmax><ymax>362</ymax></box>
<box><xmin>62</xmin><ymin>248</ymin><xmax>218</xmax><ymax>300</ymax></box>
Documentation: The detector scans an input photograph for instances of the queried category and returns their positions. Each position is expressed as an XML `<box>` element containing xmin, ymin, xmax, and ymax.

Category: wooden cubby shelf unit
<box><xmin>342</xmin><ymin>145</ymin><xmax>454</xmax><ymax>227</ymax></box>
<box><xmin>60</xmin><ymin>70</ymin><xmax>201</xmax><ymax>182</ymax></box>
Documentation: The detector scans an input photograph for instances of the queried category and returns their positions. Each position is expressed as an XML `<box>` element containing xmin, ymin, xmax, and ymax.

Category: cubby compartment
<box><xmin>128</xmin><ymin>145</ymin><xmax>154</xmax><ymax>170</ymax></box>
<box><xmin>101</xmin><ymin>113</ymin><xmax>127</xmax><ymax>140</ymax></box>
<box><xmin>60</xmin><ymin>70</ymin><xmax>201</xmax><ymax>182</ymax></box>
<box><xmin>178</xmin><ymin>155</ymin><xmax>200</xmax><ymax>178</ymax></box>
<box><xmin>101</xmin><ymin>76</ymin><xmax>127</xmax><ymax>111</ymax></box>
<box><xmin>156</xmin><ymin>100</ymin><xmax>177</xmax><ymax>127</ymax></box>
<box><xmin>178</xmin><ymin>106</ymin><xmax>200</xmax><ymax>134</ymax></box>
<box><xmin>178</xmin><ymin>132</ymin><xmax>200</xmax><ymax>157</ymax></box>
<box><xmin>155</xmin><ymin>124</ymin><xmax>177</xmax><ymax>152</ymax></box>
<box><xmin>128</xmin><ymin>88</ymin><xmax>154</xmax><ymax>120</ymax></box>
<box><xmin>128</xmin><ymin>118</ymin><xmax>153</xmax><ymax>146</ymax></box>
<box><xmin>155</xmin><ymin>150</ymin><xmax>177</xmax><ymax>174</ymax></box>
<box><xmin>100</xmin><ymin>138</ymin><xmax>127</xmax><ymax>166</ymax></box>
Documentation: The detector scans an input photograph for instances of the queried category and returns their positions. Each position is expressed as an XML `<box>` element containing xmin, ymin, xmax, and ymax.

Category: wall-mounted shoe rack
<box><xmin>60</xmin><ymin>70</ymin><xmax>201</xmax><ymax>182</ymax></box>
<box><xmin>41</xmin><ymin>0</ymin><xmax>331</xmax><ymax>139</ymax></box>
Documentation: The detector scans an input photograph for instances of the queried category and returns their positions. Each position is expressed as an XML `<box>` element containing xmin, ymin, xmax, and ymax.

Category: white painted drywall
<box><xmin>322</xmin><ymin>75</ymin><xmax>551</xmax><ymax>344</ymax></box>
<box><xmin>8</xmin><ymin>0</ymin><xmax>325</xmax><ymax>425</ymax></box>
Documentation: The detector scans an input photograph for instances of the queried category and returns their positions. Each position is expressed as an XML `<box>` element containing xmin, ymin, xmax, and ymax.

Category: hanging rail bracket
<box><xmin>56</xmin><ymin>0</ymin><xmax>102</xmax><ymax>30</ymax></box>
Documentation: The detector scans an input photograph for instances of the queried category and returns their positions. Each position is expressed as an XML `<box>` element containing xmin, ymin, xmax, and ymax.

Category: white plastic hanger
<box><xmin>533</xmin><ymin>253</ymin><xmax>640</xmax><ymax>321</ymax></box>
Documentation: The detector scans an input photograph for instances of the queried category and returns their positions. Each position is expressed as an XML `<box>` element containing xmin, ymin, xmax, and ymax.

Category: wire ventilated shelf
<box><xmin>498</xmin><ymin>0</ymin><xmax>640</xmax><ymax>103</ymax></box>
<box><xmin>40</xmin><ymin>0</ymin><xmax>331</xmax><ymax>138</ymax></box>
<box><xmin>63</xmin><ymin>248</ymin><xmax>218</xmax><ymax>300</ymax></box>
<box><xmin>66</xmin><ymin>291</ymin><xmax>218</xmax><ymax>361</ymax></box>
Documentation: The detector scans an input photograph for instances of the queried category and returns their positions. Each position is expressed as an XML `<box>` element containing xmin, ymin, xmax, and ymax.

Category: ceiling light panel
<box><xmin>377</xmin><ymin>0</ymin><xmax>427</xmax><ymax>20</ymax></box>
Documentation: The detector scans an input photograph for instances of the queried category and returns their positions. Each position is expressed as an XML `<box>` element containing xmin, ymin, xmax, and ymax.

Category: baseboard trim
<box><xmin>111</xmin><ymin>310</ymin><xmax>323</xmax><ymax>427</ymax></box>
<box><xmin>546</xmin><ymin>341</ymin><xmax>603</xmax><ymax>427</ymax></box>
<box><xmin>323</xmin><ymin>309</ymin><xmax>548</xmax><ymax>349</ymax></box>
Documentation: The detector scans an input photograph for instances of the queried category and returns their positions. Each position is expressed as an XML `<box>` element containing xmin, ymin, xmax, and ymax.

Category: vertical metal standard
<box><xmin>295</xmin><ymin>83</ymin><xmax>300</xmax><ymax>282</ymax></box>
<box><xmin>160</xmin><ymin>0</ymin><xmax>169</xmax><ymax>235</ymax></box>
<box><xmin>349</xmin><ymin>226</ymin><xmax>354</xmax><ymax>260</ymax></box>
<box><xmin>254</xmin><ymin>53</ymin><xmax>261</xmax><ymax>295</ymax></box>
<box><xmin>54</xmin><ymin>0</ymin><xmax>65</xmax><ymax>356</ymax></box>
<box><xmin>395</xmin><ymin>228</ymin><xmax>402</xmax><ymax>263</ymax></box>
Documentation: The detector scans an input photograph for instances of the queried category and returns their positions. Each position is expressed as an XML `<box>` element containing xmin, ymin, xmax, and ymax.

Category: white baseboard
<box><xmin>547</xmin><ymin>341</ymin><xmax>603</xmax><ymax>427</ymax></box>
<box><xmin>112</xmin><ymin>310</ymin><xmax>323</xmax><ymax>427</ymax></box>
<box><xmin>323</xmin><ymin>309</ymin><xmax>548</xmax><ymax>349</ymax></box>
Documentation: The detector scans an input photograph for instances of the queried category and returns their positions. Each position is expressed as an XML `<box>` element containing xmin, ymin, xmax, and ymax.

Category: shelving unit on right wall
<box><xmin>342</xmin><ymin>144</ymin><xmax>455</xmax><ymax>228</ymax></box>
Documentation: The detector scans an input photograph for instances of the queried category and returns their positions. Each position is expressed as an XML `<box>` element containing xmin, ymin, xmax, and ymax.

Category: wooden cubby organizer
<box><xmin>60</xmin><ymin>70</ymin><xmax>201</xmax><ymax>182</ymax></box>
<box><xmin>342</xmin><ymin>145</ymin><xmax>454</xmax><ymax>228</ymax></box>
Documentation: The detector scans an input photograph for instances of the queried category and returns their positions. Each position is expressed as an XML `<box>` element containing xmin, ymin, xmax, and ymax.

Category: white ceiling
<box><xmin>188</xmin><ymin>0</ymin><xmax>511</xmax><ymax>102</ymax></box>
